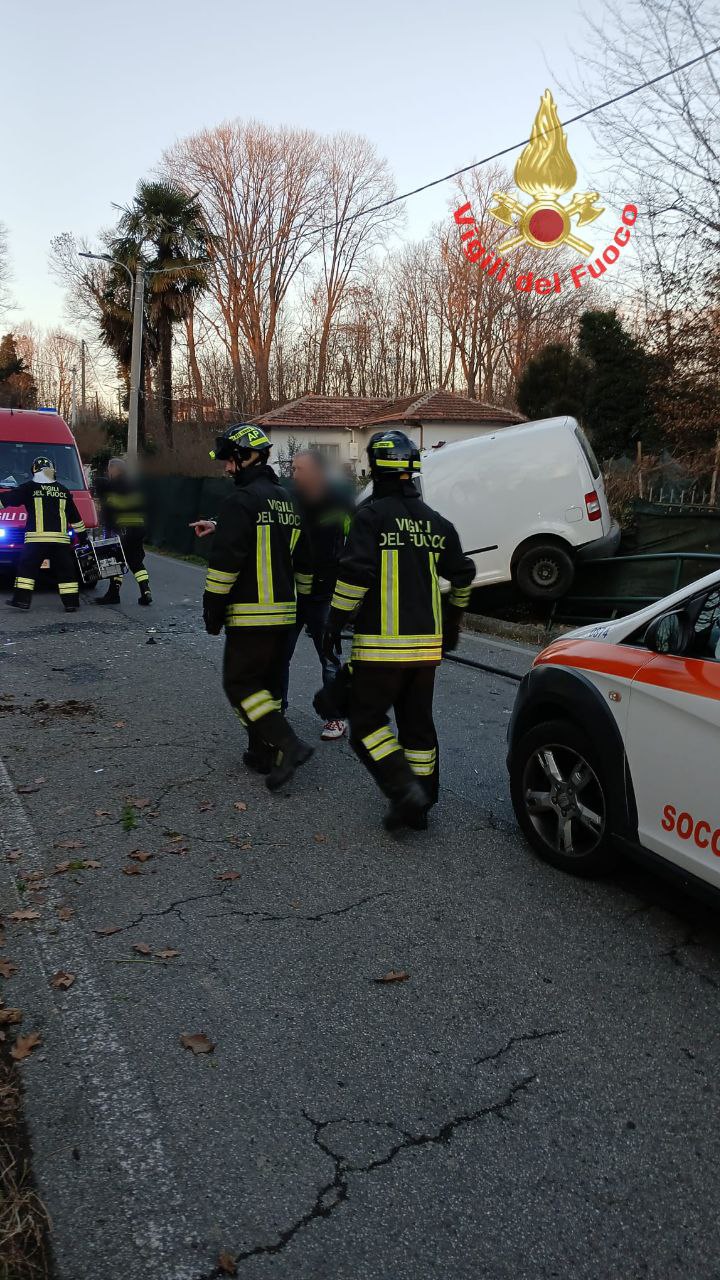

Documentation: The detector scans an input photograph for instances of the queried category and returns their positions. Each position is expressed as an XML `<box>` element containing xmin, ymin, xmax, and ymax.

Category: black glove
<box><xmin>321</xmin><ymin>624</ymin><xmax>342</xmax><ymax>661</ymax></box>
<box><xmin>442</xmin><ymin>605</ymin><xmax>462</xmax><ymax>655</ymax></box>
<box><xmin>203</xmin><ymin>603</ymin><xmax>224</xmax><ymax>636</ymax></box>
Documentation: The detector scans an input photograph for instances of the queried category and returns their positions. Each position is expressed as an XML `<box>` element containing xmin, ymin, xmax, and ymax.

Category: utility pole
<box><xmin>70</xmin><ymin>366</ymin><xmax>78</xmax><ymax>431</ymax></box>
<box><xmin>127</xmin><ymin>263</ymin><xmax>145</xmax><ymax>464</ymax></box>
<box><xmin>80</xmin><ymin>340</ymin><xmax>86</xmax><ymax>416</ymax></box>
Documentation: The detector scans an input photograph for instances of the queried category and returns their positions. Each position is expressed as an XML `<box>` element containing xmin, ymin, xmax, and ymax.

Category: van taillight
<box><xmin>585</xmin><ymin>490</ymin><xmax>602</xmax><ymax>522</ymax></box>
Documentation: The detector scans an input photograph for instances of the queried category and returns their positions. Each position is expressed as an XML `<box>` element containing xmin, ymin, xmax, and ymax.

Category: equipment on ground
<box><xmin>75</xmin><ymin>535</ymin><xmax>128</xmax><ymax>588</ymax></box>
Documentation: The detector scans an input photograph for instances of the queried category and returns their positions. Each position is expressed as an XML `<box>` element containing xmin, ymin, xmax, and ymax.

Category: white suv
<box><xmin>507</xmin><ymin>568</ymin><xmax>720</xmax><ymax>899</ymax></box>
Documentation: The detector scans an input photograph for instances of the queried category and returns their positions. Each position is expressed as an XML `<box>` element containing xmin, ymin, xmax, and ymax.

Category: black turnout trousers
<box><xmin>111</xmin><ymin>528</ymin><xmax>150</xmax><ymax>593</ymax></box>
<box><xmin>13</xmin><ymin>542</ymin><xmax>79</xmax><ymax>608</ymax></box>
<box><xmin>222</xmin><ymin>628</ymin><xmax>296</xmax><ymax>758</ymax></box>
<box><xmin>348</xmin><ymin>663</ymin><xmax>439</xmax><ymax>805</ymax></box>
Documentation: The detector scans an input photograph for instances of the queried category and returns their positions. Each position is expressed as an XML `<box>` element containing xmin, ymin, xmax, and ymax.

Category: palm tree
<box><xmin>112</xmin><ymin>181</ymin><xmax>209</xmax><ymax>443</ymax></box>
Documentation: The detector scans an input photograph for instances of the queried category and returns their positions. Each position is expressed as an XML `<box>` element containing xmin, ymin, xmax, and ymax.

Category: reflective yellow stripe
<box><xmin>352</xmin><ymin>633</ymin><xmax>442</xmax><ymax>663</ymax></box>
<box><xmin>25</xmin><ymin>532</ymin><xmax>71</xmax><ymax>543</ymax></box>
<box><xmin>15</xmin><ymin>577</ymin><xmax>34</xmax><ymax>590</ymax></box>
<box><xmin>70</xmin><ymin>521</ymin><xmax>86</xmax><ymax>533</ymax></box>
<box><xmin>380</xmin><ymin>550</ymin><xmax>399</xmax><ymax>636</ymax></box>
<box><xmin>449</xmin><ymin>584</ymin><xmax>472</xmax><ymax>608</ymax></box>
<box><xmin>353</xmin><ymin>633</ymin><xmax>441</xmax><ymax>649</ymax></box>
<box><xmin>295</xmin><ymin>572</ymin><xmax>313</xmax><ymax>596</ymax></box>
<box><xmin>34</xmin><ymin>496</ymin><xmax>44</xmax><ymax>534</ymax></box>
<box><xmin>256</xmin><ymin>525</ymin><xmax>274</xmax><ymax>604</ymax></box>
<box><xmin>361</xmin><ymin>725</ymin><xmax>402</xmax><ymax>762</ymax></box>
<box><xmin>335</xmin><ymin>579</ymin><xmax>366</xmax><ymax>599</ymax></box>
<box><xmin>405</xmin><ymin>747</ymin><xmax>437</xmax><ymax>776</ymax></box>
<box><xmin>290</xmin><ymin>527</ymin><xmax>301</xmax><ymax>553</ymax></box>
<box><xmin>225</xmin><ymin>600</ymin><xmax>295</xmax><ymax>628</ymax></box>
<box><xmin>134</xmin><ymin>569</ymin><xmax>149</xmax><ymax>583</ymax></box>
<box><xmin>205</xmin><ymin>566</ymin><xmax>237</xmax><ymax>596</ymax></box>
<box><xmin>240</xmin><ymin>689</ymin><xmax>275</xmax><ymax>722</ymax></box>
<box><xmin>429</xmin><ymin>553</ymin><xmax>441</xmax><ymax>634</ymax></box>
<box><xmin>58</xmin><ymin>582</ymin><xmax>79</xmax><ymax>594</ymax></box>
<box><xmin>59</xmin><ymin>500</ymin><xmax>67</xmax><ymax>535</ymax></box>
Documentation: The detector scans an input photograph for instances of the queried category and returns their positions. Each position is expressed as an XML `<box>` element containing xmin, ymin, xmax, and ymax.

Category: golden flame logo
<box><xmin>490</xmin><ymin>90</ymin><xmax>604</xmax><ymax>256</ymax></box>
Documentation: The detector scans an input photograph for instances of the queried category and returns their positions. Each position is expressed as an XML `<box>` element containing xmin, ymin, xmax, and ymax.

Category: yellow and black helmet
<box><xmin>210</xmin><ymin>423</ymin><xmax>272</xmax><ymax>463</ymax></box>
<box><xmin>32</xmin><ymin>456</ymin><xmax>54</xmax><ymax>475</ymax></box>
<box><xmin>367</xmin><ymin>430</ymin><xmax>421</xmax><ymax>478</ymax></box>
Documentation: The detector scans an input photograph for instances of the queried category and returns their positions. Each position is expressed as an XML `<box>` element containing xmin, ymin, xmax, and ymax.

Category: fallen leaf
<box><xmin>232</xmin><ymin>801</ymin><xmax>247</xmax><ymax>812</ymax></box>
<box><xmin>0</xmin><ymin>1008</ymin><xmax>22</xmax><ymax>1025</ymax></box>
<box><xmin>8</xmin><ymin>910</ymin><xmax>40</xmax><ymax>923</ymax></box>
<box><xmin>53</xmin><ymin>861</ymin><xmax>72</xmax><ymax>874</ymax></box>
<box><xmin>373</xmin><ymin>970</ymin><xmax>410</xmax><ymax>984</ymax></box>
<box><xmin>83</xmin><ymin>860</ymin><xmax>101</xmax><ymax>870</ymax></box>
<box><xmin>11</xmin><ymin>1031</ymin><xmax>42</xmax><ymax>1061</ymax></box>
<box><xmin>51</xmin><ymin>970</ymin><xmax>75</xmax><ymax>990</ymax></box>
<box><xmin>113</xmin><ymin>721</ymin><xmax>126</xmax><ymax>729</ymax></box>
<box><xmin>146</xmin><ymin>811</ymin><xmax>159</xmax><ymax>818</ymax></box>
<box><xmin>5</xmin><ymin>849</ymin><xmax>21</xmax><ymax>863</ymax></box>
<box><xmin>54</xmin><ymin>839</ymin><xmax>84</xmax><ymax>850</ymax></box>
<box><xmin>164</xmin><ymin>832</ymin><xmax>185</xmax><ymax>841</ymax></box>
<box><xmin>155</xmin><ymin>949</ymin><xmax>180</xmax><ymax>960</ymax></box>
<box><xmin>162</xmin><ymin>844</ymin><xmax>189</xmax><ymax>855</ymax></box>
<box><xmin>94</xmin><ymin>809</ymin><xmax>111</xmax><ymax>818</ymax></box>
<box><xmin>132</xmin><ymin>943</ymin><xmax>152</xmax><ymax>955</ymax></box>
<box><xmin>0</xmin><ymin>959</ymin><xmax>17</xmax><ymax>979</ymax></box>
<box><xmin>129</xmin><ymin>850</ymin><xmax>153</xmax><ymax>863</ymax></box>
<box><xmin>218</xmin><ymin>1252</ymin><xmax>238</xmax><ymax>1277</ymax></box>
<box><xmin>215</xmin><ymin>871</ymin><xmax>240</xmax><ymax>881</ymax></box>
<box><xmin>57</xmin><ymin>906</ymin><xmax>74</xmax><ymax>922</ymax></box>
<box><xmin>17</xmin><ymin>778</ymin><xmax>46</xmax><ymax>794</ymax></box>
<box><xmin>181</xmin><ymin>1032</ymin><xmax>214</xmax><ymax>1055</ymax></box>
<box><xmin>314</xmin><ymin>833</ymin><xmax>327</xmax><ymax>844</ymax></box>
<box><xmin>127</xmin><ymin>797</ymin><xmax>151</xmax><ymax>809</ymax></box>
<box><xmin>122</xmin><ymin>865</ymin><xmax>143</xmax><ymax>876</ymax></box>
<box><xmin>198</xmin><ymin>800</ymin><xmax>214</xmax><ymax>812</ymax></box>
<box><xmin>94</xmin><ymin>925</ymin><xmax>122</xmax><ymax>937</ymax></box>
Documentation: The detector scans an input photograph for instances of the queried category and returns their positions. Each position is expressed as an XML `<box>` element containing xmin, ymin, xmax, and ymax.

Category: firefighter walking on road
<box><xmin>200</xmin><ymin>423</ymin><xmax>314</xmax><ymax>791</ymax></box>
<box><xmin>94</xmin><ymin>458</ymin><xmax>152</xmax><ymax>606</ymax></box>
<box><xmin>322</xmin><ymin>431</ymin><xmax>475</xmax><ymax>831</ymax></box>
<box><xmin>2</xmin><ymin>457</ymin><xmax>86</xmax><ymax>612</ymax></box>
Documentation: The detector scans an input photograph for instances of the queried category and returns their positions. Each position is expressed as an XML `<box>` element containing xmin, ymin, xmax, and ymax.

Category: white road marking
<box><xmin>0</xmin><ymin>755</ymin><xmax>199</xmax><ymax>1280</ymax></box>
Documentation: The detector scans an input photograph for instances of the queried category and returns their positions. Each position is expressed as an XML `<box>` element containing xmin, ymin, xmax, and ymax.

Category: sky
<box><xmin>4</xmin><ymin>0</ymin><xmax>622</xmax><ymax>332</ymax></box>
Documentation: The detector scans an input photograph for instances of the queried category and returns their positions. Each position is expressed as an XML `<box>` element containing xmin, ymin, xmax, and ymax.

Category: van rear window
<box><xmin>0</xmin><ymin>442</ymin><xmax>84</xmax><ymax>490</ymax></box>
<box><xmin>574</xmin><ymin>426</ymin><xmax>601</xmax><ymax>480</ymax></box>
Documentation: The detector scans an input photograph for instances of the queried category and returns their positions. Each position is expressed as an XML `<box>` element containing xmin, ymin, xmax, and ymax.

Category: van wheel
<box><xmin>513</xmin><ymin>543</ymin><xmax>574</xmax><ymax>600</ymax></box>
<box><xmin>509</xmin><ymin>719</ymin><xmax>617</xmax><ymax>876</ymax></box>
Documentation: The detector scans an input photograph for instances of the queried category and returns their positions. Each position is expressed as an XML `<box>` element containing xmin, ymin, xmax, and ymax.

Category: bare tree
<box><xmin>0</xmin><ymin>224</ymin><xmax>12</xmax><ymax>318</ymax></box>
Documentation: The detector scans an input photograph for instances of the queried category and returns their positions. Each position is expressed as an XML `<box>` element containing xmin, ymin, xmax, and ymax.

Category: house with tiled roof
<box><xmin>253</xmin><ymin>390</ymin><xmax>525</xmax><ymax>475</ymax></box>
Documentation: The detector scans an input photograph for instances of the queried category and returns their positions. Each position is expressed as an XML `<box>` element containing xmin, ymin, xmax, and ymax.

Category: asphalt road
<box><xmin>1</xmin><ymin>554</ymin><xmax>720</xmax><ymax>1280</ymax></box>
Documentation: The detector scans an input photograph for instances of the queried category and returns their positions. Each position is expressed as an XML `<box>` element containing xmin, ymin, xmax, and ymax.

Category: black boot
<box><xmin>6</xmin><ymin>598</ymin><xmax>30</xmax><ymax>611</ymax></box>
<box><xmin>383</xmin><ymin>780</ymin><xmax>430</xmax><ymax>832</ymax></box>
<box><xmin>138</xmin><ymin>588</ymin><xmax>152</xmax><ymax>606</ymax></box>
<box><xmin>95</xmin><ymin>584</ymin><xmax>121</xmax><ymax>606</ymax></box>
<box><xmin>63</xmin><ymin>603</ymin><xmax>80</xmax><ymax>613</ymax></box>
<box><xmin>266</xmin><ymin>735</ymin><xmax>314</xmax><ymax>792</ymax></box>
<box><xmin>243</xmin><ymin>748</ymin><xmax>273</xmax><ymax>775</ymax></box>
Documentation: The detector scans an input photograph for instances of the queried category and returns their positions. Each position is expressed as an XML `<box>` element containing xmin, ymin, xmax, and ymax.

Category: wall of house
<box><xmin>267</xmin><ymin>420</ymin><xmax>514</xmax><ymax>476</ymax></box>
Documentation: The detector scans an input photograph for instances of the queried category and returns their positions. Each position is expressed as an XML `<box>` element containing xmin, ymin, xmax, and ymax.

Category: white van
<box><xmin>418</xmin><ymin>416</ymin><xmax>620</xmax><ymax>600</ymax></box>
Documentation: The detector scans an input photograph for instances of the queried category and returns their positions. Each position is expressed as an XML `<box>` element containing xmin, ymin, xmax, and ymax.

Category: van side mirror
<box><xmin>644</xmin><ymin>611</ymin><xmax>691</xmax><ymax>656</ymax></box>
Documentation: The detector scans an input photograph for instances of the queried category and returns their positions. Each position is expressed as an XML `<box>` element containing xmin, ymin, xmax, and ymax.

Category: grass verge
<box><xmin>0</xmin><ymin>1039</ymin><xmax>52</xmax><ymax>1280</ymax></box>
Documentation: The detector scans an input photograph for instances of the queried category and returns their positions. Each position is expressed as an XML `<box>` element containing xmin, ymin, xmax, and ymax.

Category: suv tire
<box><xmin>510</xmin><ymin>718</ymin><xmax>618</xmax><ymax>876</ymax></box>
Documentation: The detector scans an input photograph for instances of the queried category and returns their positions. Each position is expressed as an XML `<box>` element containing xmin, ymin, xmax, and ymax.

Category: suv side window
<box><xmin>689</xmin><ymin>589</ymin><xmax>720</xmax><ymax>662</ymax></box>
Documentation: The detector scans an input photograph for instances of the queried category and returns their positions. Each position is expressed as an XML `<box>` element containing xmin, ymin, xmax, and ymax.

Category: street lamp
<box><xmin>80</xmin><ymin>251</ymin><xmax>144</xmax><ymax>462</ymax></box>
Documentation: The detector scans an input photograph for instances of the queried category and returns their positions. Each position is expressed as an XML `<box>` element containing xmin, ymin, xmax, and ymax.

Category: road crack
<box><xmin>206</xmin><ymin>891</ymin><xmax>390</xmax><ymax>926</ymax></box>
<box><xmin>474</xmin><ymin>1027</ymin><xmax>563</xmax><ymax>1066</ymax></box>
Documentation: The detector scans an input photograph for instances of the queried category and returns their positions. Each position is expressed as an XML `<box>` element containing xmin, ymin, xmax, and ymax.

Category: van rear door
<box><xmin>574</xmin><ymin>424</ymin><xmax>612</xmax><ymax>537</ymax></box>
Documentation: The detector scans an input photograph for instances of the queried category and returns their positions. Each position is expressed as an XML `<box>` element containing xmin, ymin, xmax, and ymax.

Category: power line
<box><xmin>320</xmin><ymin>43</ymin><xmax>720</xmax><ymax>233</ymax></box>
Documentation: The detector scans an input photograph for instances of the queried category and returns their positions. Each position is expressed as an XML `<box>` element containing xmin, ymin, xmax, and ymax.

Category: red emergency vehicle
<box><xmin>0</xmin><ymin>408</ymin><xmax>97</xmax><ymax>573</ymax></box>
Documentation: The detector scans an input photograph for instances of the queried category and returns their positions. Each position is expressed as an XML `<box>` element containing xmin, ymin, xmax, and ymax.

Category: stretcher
<box><xmin>74</xmin><ymin>535</ymin><xmax>128</xmax><ymax>588</ymax></box>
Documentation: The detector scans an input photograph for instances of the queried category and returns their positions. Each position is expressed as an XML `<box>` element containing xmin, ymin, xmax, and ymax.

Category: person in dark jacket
<box><xmin>2</xmin><ymin>457</ymin><xmax>86</xmax><ymax>611</ymax></box>
<box><xmin>200</xmin><ymin>423</ymin><xmax>314</xmax><ymax>791</ymax></box>
<box><xmin>323</xmin><ymin>430</ymin><xmax>475</xmax><ymax>831</ymax></box>
<box><xmin>281</xmin><ymin>449</ymin><xmax>353</xmax><ymax>740</ymax></box>
<box><xmin>94</xmin><ymin>458</ymin><xmax>151</xmax><ymax>606</ymax></box>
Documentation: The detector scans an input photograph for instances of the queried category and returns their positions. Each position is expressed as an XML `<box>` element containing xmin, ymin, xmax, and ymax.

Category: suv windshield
<box><xmin>0</xmin><ymin>442</ymin><xmax>85</xmax><ymax>490</ymax></box>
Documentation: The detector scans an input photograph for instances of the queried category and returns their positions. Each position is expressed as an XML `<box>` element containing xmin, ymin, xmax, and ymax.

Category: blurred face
<box><xmin>108</xmin><ymin>462</ymin><xmax>123</xmax><ymax>481</ymax></box>
<box><xmin>292</xmin><ymin>453</ymin><xmax>326</xmax><ymax>499</ymax></box>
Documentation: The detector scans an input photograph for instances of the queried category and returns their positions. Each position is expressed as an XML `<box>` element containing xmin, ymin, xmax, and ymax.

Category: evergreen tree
<box><xmin>0</xmin><ymin>333</ymin><xmax>37</xmax><ymax>408</ymax></box>
<box><xmin>578</xmin><ymin>310</ymin><xmax>657</xmax><ymax>459</ymax></box>
<box><xmin>516</xmin><ymin>344</ymin><xmax>590</xmax><ymax>422</ymax></box>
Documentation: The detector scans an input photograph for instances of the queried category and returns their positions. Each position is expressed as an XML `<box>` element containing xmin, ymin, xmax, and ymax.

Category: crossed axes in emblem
<box><xmin>489</xmin><ymin>190</ymin><xmax>605</xmax><ymax>256</ymax></box>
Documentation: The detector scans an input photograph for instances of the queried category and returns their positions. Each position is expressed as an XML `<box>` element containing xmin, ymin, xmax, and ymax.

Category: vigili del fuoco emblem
<box><xmin>489</xmin><ymin>90</ymin><xmax>604</xmax><ymax>256</ymax></box>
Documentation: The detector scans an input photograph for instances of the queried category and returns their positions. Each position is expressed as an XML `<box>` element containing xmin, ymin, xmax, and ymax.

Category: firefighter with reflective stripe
<box><xmin>201</xmin><ymin>423</ymin><xmax>314</xmax><ymax>790</ymax></box>
<box><xmin>322</xmin><ymin>430</ymin><xmax>475</xmax><ymax>830</ymax></box>
<box><xmin>94</xmin><ymin>457</ymin><xmax>152</xmax><ymax>606</ymax></box>
<box><xmin>1</xmin><ymin>457</ymin><xmax>85</xmax><ymax>612</ymax></box>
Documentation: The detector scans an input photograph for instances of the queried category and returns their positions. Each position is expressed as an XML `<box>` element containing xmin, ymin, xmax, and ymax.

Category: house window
<box><xmin>309</xmin><ymin>442</ymin><xmax>340</xmax><ymax>459</ymax></box>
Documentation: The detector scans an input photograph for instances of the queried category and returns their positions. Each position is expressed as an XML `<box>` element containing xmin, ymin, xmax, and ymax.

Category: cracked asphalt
<box><xmin>1</xmin><ymin>553</ymin><xmax>720</xmax><ymax>1279</ymax></box>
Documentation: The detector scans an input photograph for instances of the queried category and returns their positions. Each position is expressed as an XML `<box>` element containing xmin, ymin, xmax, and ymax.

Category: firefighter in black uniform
<box><xmin>203</xmin><ymin>423</ymin><xmax>314</xmax><ymax>791</ymax></box>
<box><xmin>2</xmin><ymin>457</ymin><xmax>86</xmax><ymax>612</ymax></box>
<box><xmin>94</xmin><ymin>458</ymin><xmax>152</xmax><ymax>606</ymax></box>
<box><xmin>323</xmin><ymin>430</ymin><xmax>475</xmax><ymax>830</ymax></box>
